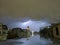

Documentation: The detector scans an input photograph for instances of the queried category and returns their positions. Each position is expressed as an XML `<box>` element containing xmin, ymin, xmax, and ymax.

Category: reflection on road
<box><xmin>0</xmin><ymin>35</ymin><xmax>60</xmax><ymax>45</ymax></box>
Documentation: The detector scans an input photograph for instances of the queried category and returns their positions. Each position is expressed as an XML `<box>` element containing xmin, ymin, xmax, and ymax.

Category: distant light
<box><xmin>32</xmin><ymin>31</ymin><xmax>34</xmax><ymax>36</ymax></box>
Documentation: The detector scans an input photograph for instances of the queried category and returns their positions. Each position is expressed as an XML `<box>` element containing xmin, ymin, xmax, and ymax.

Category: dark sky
<box><xmin>0</xmin><ymin>0</ymin><xmax>60</xmax><ymax>31</ymax></box>
<box><xmin>0</xmin><ymin>0</ymin><xmax>60</xmax><ymax>23</ymax></box>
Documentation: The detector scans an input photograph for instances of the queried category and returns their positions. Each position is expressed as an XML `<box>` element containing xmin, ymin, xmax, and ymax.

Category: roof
<box><xmin>49</xmin><ymin>23</ymin><xmax>60</xmax><ymax>28</ymax></box>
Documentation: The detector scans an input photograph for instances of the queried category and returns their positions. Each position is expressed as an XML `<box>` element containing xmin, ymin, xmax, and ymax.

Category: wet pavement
<box><xmin>0</xmin><ymin>35</ymin><xmax>60</xmax><ymax>45</ymax></box>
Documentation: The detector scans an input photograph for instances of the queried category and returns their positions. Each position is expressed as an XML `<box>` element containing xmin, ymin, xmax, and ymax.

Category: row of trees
<box><xmin>7</xmin><ymin>28</ymin><xmax>31</xmax><ymax>39</ymax></box>
<box><xmin>39</xmin><ymin>26</ymin><xmax>53</xmax><ymax>38</ymax></box>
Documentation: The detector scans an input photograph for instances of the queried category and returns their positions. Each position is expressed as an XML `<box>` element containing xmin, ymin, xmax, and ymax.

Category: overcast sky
<box><xmin>0</xmin><ymin>0</ymin><xmax>60</xmax><ymax>21</ymax></box>
<box><xmin>0</xmin><ymin>0</ymin><xmax>60</xmax><ymax>30</ymax></box>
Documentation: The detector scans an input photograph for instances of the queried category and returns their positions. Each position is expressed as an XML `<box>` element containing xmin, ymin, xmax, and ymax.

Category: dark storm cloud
<box><xmin>0</xmin><ymin>0</ymin><xmax>60</xmax><ymax>23</ymax></box>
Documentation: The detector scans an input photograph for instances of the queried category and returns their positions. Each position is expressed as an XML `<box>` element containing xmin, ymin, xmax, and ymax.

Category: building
<box><xmin>39</xmin><ymin>23</ymin><xmax>60</xmax><ymax>39</ymax></box>
<box><xmin>0</xmin><ymin>23</ymin><xmax>8</xmax><ymax>40</ymax></box>
<box><xmin>49</xmin><ymin>23</ymin><xmax>60</xmax><ymax>39</ymax></box>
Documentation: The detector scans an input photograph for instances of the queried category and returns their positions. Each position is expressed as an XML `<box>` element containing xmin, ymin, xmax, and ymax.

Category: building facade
<box><xmin>49</xmin><ymin>23</ymin><xmax>60</xmax><ymax>39</ymax></box>
<box><xmin>0</xmin><ymin>23</ymin><xmax>8</xmax><ymax>40</ymax></box>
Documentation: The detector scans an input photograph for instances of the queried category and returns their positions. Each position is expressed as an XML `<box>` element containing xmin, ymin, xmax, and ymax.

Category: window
<box><xmin>0</xmin><ymin>25</ymin><xmax>1</xmax><ymax>27</ymax></box>
<box><xmin>56</xmin><ymin>27</ymin><xmax>59</xmax><ymax>35</ymax></box>
<box><xmin>0</xmin><ymin>31</ymin><xmax>1</xmax><ymax>34</ymax></box>
<box><xmin>0</xmin><ymin>28</ymin><xmax>2</xmax><ymax>30</ymax></box>
<box><xmin>0</xmin><ymin>25</ymin><xmax>2</xmax><ymax>27</ymax></box>
<box><xmin>2</xmin><ymin>25</ymin><xmax>8</xmax><ymax>30</ymax></box>
<box><xmin>3</xmin><ymin>32</ymin><xmax>6</xmax><ymax>34</ymax></box>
